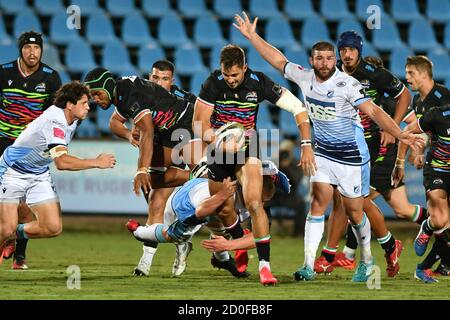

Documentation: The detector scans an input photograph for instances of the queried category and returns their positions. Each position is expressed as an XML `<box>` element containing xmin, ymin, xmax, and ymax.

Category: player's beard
<box><xmin>313</xmin><ymin>67</ymin><xmax>335</xmax><ymax>82</ymax></box>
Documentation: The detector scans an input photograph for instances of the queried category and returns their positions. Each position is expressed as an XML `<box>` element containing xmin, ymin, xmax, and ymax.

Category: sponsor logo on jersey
<box><xmin>336</xmin><ymin>81</ymin><xmax>346</xmax><ymax>88</ymax></box>
<box><xmin>354</xmin><ymin>185</ymin><xmax>360</xmax><ymax>194</ymax></box>
<box><xmin>8</xmin><ymin>80</ymin><xmax>12</xmax><ymax>86</ymax></box>
<box><xmin>433</xmin><ymin>178</ymin><xmax>443</xmax><ymax>185</ymax></box>
<box><xmin>359</xmin><ymin>79</ymin><xmax>370</xmax><ymax>89</ymax></box>
<box><xmin>35</xmin><ymin>82</ymin><xmax>46</xmax><ymax>93</ymax></box>
<box><xmin>53</xmin><ymin>127</ymin><xmax>65</xmax><ymax>139</ymax></box>
<box><xmin>447</xmin><ymin>128</ymin><xmax>450</xmax><ymax>135</ymax></box>
<box><xmin>327</xmin><ymin>90</ymin><xmax>334</xmax><ymax>98</ymax></box>
<box><xmin>305</xmin><ymin>96</ymin><xmax>337</xmax><ymax>121</ymax></box>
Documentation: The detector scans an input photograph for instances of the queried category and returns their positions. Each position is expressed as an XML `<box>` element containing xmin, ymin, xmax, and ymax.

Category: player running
<box><xmin>193</xmin><ymin>44</ymin><xmax>315</xmax><ymax>285</ymax></box>
<box><xmin>0</xmin><ymin>82</ymin><xmax>115</xmax><ymax>263</ymax></box>
<box><xmin>234</xmin><ymin>12</ymin><xmax>423</xmax><ymax>282</ymax></box>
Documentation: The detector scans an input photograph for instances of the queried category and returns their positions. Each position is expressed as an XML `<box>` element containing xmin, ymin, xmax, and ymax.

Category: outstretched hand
<box><xmin>399</xmin><ymin>131</ymin><xmax>425</xmax><ymax>153</ymax></box>
<box><xmin>233</xmin><ymin>12</ymin><xmax>258</xmax><ymax>40</ymax></box>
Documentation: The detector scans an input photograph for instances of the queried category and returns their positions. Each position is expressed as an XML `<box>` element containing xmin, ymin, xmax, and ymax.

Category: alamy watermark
<box><xmin>366</xmin><ymin>5</ymin><xmax>381</xmax><ymax>30</ymax></box>
<box><xmin>366</xmin><ymin>265</ymin><xmax>381</xmax><ymax>290</ymax></box>
<box><xmin>66</xmin><ymin>5</ymin><xmax>81</xmax><ymax>30</ymax></box>
<box><xmin>66</xmin><ymin>265</ymin><xmax>81</xmax><ymax>290</ymax></box>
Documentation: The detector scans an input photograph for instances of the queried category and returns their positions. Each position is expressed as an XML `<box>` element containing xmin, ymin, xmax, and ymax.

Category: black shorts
<box><xmin>370</xmin><ymin>142</ymin><xmax>404</xmax><ymax>195</ymax></box>
<box><xmin>0</xmin><ymin>138</ymin><xmax>14</xmax><ymax>156</ymax></box>
<box><xmin>366</xmin><ymin>132</ymin><xmax>381</xmax><ymax>167</ymax></box>
<box><xmin>207</xmin><ymin>133</ymin><xmax>260</xmax><ymax>182</ymax></box>
<box><xmin>154</xmin><ymin>110</ymin><xmax>194</xmax><ymax>149</ymax></box>
<box><xmin>423</xmin><ymin>166</ymin><xmax>450</xmax><ymax>193</ymax></box>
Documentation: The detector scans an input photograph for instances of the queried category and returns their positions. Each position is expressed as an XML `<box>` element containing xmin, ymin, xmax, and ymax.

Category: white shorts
<box><xmin>0</xmin><ymin>164</ymin><xmax>59</xmax><ymax>206</ymax></box>
<box><xmin>310</xmin><ymin>156</ymin><xmax>370</xmax><ymax>198</ymax></box>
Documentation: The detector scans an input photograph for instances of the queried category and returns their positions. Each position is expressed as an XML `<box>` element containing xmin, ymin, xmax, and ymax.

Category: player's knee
<box><xmin>0</xmin><ymin>222</ymin><xmax>17</xmax><ymax>239</ymax></box>
<box><xmin>45</xmin><ymin>222</ymin><xmax>63</xmax><ymax>237</ymax></box>
<box><xmin>245</xmin><ymin>199</ymin><xmax>262</xmax><ymax>215</ymax></box>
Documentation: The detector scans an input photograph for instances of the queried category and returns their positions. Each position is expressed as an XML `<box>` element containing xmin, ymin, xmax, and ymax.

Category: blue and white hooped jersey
<box><xmin>284</xmin><ymin>62</ymin><xmax>371</xmax><ymax>166</ymax></box>
<box><xmin>171</xmin><ymin>178</ymin><xmax>211</xmax><ymax>222</ymax></box>
<box><xmin>2</xmin><ymin>105</ymin><xmax>78</xmax><ymax>174</ymax></box>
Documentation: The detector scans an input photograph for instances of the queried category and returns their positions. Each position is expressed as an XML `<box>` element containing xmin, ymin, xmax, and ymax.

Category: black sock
<box><xmin>418</xmin><ymin>239</ymin><xmax>440</xmax><ymax>270</ymax></box>
<box><xmin>226</xmin><ymin>221</ymin><xmax>244</xmax><ymax>239</ymax></box>
<box><xmin>143</xmin><ymin>240</ymin><xmax>158</xmax><ymax>248</ymax></box>
<box><xmin>15</xmin><ymin>239</ymin><xmax>28</xmax><ymax>259</ymax></box>
<box><xmin>345</xmin><ymin>224</ymin><xmax>358</xmax><ymax>250</ymax></box>
<box><xmin>256</xmin><ymin>241</ymin><xmax>270</xmax><ymax>262</ymax></box>
<box><xmin>380</xmin><ymin>234</ymin><xmax>396</xmax><ymax>256</ymax></box>
<box><xmin>416</xmin><ymin>207</ymin><xmax>428</xmax><ymax>225</ymax></box>
<box><xmin>322</xmin><ymin>250</ymin><xmax>336</xmax><ymax>264</ymax></box>
<box><xmin>422</xmin><ymin>219</ymin><xmax>434</xmax><ymax>235</ymax></box>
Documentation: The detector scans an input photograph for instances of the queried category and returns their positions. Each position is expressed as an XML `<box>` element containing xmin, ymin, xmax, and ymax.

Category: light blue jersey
<box><xmin>284</xmin><ymin>62</ymin><xmax>370</xmax><ymax>166</ymax></box>
<box><xmin>170</xmin><ymin>178</ymin><xmax>210</xmax><ymax>222</ymax></box>
<box><xmin>2</xmin><ymin>106</ymin><xmax>78</xmax><ymax>174</ymax></box>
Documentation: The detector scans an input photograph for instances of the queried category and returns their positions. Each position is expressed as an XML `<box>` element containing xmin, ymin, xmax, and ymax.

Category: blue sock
<box><xmin>15</xmin><ymin>224</ymin><xmax>29</xmax><ymax>240</ymax></box>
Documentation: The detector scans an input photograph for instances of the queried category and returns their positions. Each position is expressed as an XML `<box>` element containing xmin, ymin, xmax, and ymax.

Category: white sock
<box><xmin>142</xmin><ymin>245</ymin><xmax>157</xmax><ymax>263</ymax></box>
<box><xmin>304</xmin><ymin>213</ymin><xmax>325</xmax><ymax>268</ymax></box>
<box><xmin>134</xmin><ymin>224</ymin><xmax>167</xmax><ymax>243</ymax></box>
<box><xmin>351</xmin><ymin>214</ymin><xmax>372</xmax><ymax>263</ymax></box>
<box><xmin>259</xmin><ymin>260</ymin><xmax>271</xmax><ymax>272</ymax></box>
<box><xmin>343</xmin><ymin>246</ymin><xmax>356</xmax><ymax>260</ymax></box>
<box><xmin>213</xmin><ymin>251</ymin><xmax>230</xmax><ymax>261</ymax></box>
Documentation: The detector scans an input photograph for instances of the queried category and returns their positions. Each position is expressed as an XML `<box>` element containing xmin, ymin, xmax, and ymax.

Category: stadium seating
<box><xmin>106</xmin><ymin>0</ymin><xmax>138</xmax><ymax>17</ymax></box>
<box><xmin>389</xmin><ymin>46</ymin><xmax>414</xmax><ymax>79</ymax></box>
<box><xmin>142</xmin><ymin>0</ymin><xmax>172</xmax><ymax>18</ymax></box>
<box><xmin>391</xmin><ymin>0</ymin><xmax>423</xmax><ymax>23</ymax></box>
<box><xmin>279</xmin><ymin>109</ymin><xmax>299</xmax><ymax>137</ymax></box>
<box><xmin>97</xmin><ymin>106</ymin><xmax>115</xmax><ymax>134</ymax></box>
<box><xmin>65</xmin><ymin>40</ymin><xmax>97</xmax><ymax>74</ymax></box>
<box><xmin>256</xmin><ymin>102</ymin><xmax>277</xmax><ymax>131</ymax></box>
<box><xmin>69</xmin><ymin>0</ymin><xmax>104</xmax><ymax>16</ymax></box>
<box><xmin>427</xmin><ymin>49</ymin><xmax>450</xmax><ymax>81</ymax></box>
<box><xmin>121</xmin><ymin>13</ymin><xmax>156</xmax><ymax>47</ymax></box>
<box><xmin>371</xmin><ymin>18</ymin><xmax>404</xmax><ymax>51</ymax></box>
<box><xmin>42</xmin><ymin>43</ymin><xmax>66</xmax><ymax>72</ymax></box>
<box><xmin>247</xmin><ymin>47</ymin><xmax>276</xmax><ymax>73</ymax></box>
<box><xmin>249</xmin><ymin>0</ymin><xmax>283</xmax><ymax>19</ymax></box>
<box><xmin>229</xmin><ymin>23</ymin><xmax>251</xmax><ymax>49</ymax></box>
<box><xmin>284</xmin><ymin>46</ymin><xmax>309</xmax><ymax>68</ymax></box>
<box><xmin>76</xmin><ymin>119</ymin><xmax>99</xmax><ymax>138</ymax></box>
<box><xmin>137</xmin><ymin>45</ymin><xmax>166</xmax><ymax>75</ymax></box>
<box><xmin>0</xmin><ymin>0</ymin><xmax>26</xmax><ymax>14</ymax></box>
<box><xmin>189</xmin><ymin>70</ymin><xmax>210</xmax><ymax>95</ymax></box>
<box><xmin>102</xmin><ymin>41</ymin><xmax>136</xmax><ymax>76</ymax></box>
<box><xmin>337</xmin><ymin>18</ymin><xmax>366</xmax><ymax>41</ymax></box>
<box><xmin>13</xmin><ymin>9</ymin><xmax>42</xmax><ymax>38</ymax></box>
<box><xmin>158</xmin><ymin>13</ymin><xmax>190</xmax><ymax>47</ymax></box>
<box><xmin>426</xmin><ymin>0</ymin><xmax>450</xmax><ymax>23</ymax></box>
<box><xmin>408</xmin><ymin>18</ymin><xmax>441</xmax><ymax>51</ymax></box>
<box><xmin>213</xmin><ymin>0</ymin><xmax>242</xmax><ymax>19</ymax></box>
<box><xmin>0</xmin><ymin>43</ymin><xmax>17</xmax><ymax>63</ymax></box>
<box><xmin>86</xmin><ymin>13</ymin><xmax>118</xmax><ymax>45</ymax></box>
<box><xmin>300</xmin><ymin>18</ymin><xmax>331</xmax><ymax>49</ymax></box>
<box><xmin>320</xmin><ymin>0</ymin><xmax>352</xmax><ymax>21</ymax></box>
<box><xmin>194</xmin><ymin>16</ymin><xmax>226</xmax><ymax>48</ymax></box>
<box><xmin>284</xmin><ymin>0</ymin><xmax>318</xmax><ymax>21</ymax></box>
<box><xmin>0</xmin><ymin>16</ymin><xmax>12</xmax><ymax>45</ymax></box>
<box><xmin>265</xmin><ymin>18</ymin><xmax>300</xmax><ymax>49</ymax></box>
<box><xmin>49</xmin><ymin>13</ymin><xmax>83</xmax><ymax>45</ymax></box>
<box><xmin>445</xmin><ymin>22</ymin><xmax>450</xmax><ymax>48</ymax></box>
<box><xmin>178</xmin><ymin>0</ymin><xmax>210</xmax><ymax>18</ymax></box>
<box><xmin>34</xmin><ymin>0</ymin><xmax>66</xmax><ymax>16</ymax></box>
<box><xmin>174</xmin><ymin>45</ymin><xmax>208</xmax><ymax>76</ymax></box>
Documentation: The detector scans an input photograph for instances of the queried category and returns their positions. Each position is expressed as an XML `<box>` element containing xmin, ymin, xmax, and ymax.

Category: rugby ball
<box><xmin>215</xmin><ymin>122</ymin><xmax>246</xmax><ymax>153</ymax></box>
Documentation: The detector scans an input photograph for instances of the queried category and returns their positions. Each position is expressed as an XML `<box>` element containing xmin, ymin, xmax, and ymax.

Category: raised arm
<box><xmin>233</xmin><ymin>12</ymin><xmax>288</xmax><ymax>73</ymax></box>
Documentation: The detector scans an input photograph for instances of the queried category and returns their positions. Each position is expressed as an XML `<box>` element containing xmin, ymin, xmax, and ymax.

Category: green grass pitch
<box><xmin>0</xmin><ymin>220</ymin><xmax>448</xmax><ymax>300</ymax></box>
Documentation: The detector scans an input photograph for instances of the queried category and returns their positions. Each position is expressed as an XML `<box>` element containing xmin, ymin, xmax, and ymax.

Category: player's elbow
<box><xmin>54</xmin><ymin>157</ymin><xmax>70</xmax><ymax>170</ymax></box>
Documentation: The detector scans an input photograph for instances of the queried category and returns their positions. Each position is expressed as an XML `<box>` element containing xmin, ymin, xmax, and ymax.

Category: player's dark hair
<box><xmin>311</xmin><ymin>41</ymin><xmax>335</xmax><ymax>56</ymax></box>
<box><xmin>220</xmin><ymin>44</ymin><xmax>246</xmax><ymax>70</ymax></box>
<box><xmin>406</xmin><ymin>55</ymin><xmax>434</xmax><ymax>78</ymax></box>
<box><xmin>152</xmin><ymin>60</ymin><xmax>175</xmax><ymax>73</ymax></box>
<box><xmin>54</xmin><ymin>81</ymin><xmax>90</xmax><ymax>109</ymax></box>
<box><xmin>364</xmin><ymin>56</ymin><xmax>384</xmax><ymax>68</ymax></box>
